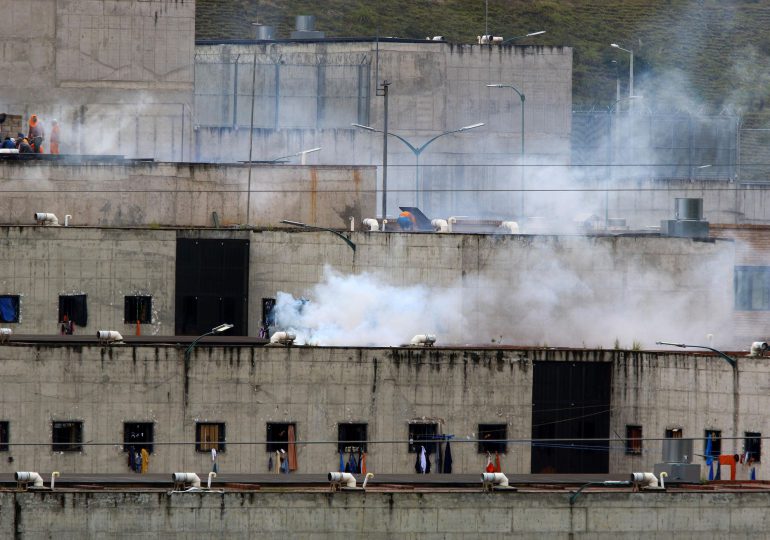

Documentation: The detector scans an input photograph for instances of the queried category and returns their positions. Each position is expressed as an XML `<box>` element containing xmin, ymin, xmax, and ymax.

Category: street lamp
<box><xmin>487</xmin><ymin>83</ymin><xmax>526</xmax><ymax>218</ymax></box>
<box><xmin>280</xmin><ymin>220</ymin><xmax>356</xmax><ymax>252</ymax></box>
<box><xmin>267</xmin><ymin>147</ymin><xmax>322</xmax><ymax>164</ymax></box>
<box><xmin>610</xmin><ymin>43</ymin><xmax>634</xmax><ymax>105</ymax></box>
<box><xmin>184</xmin><ymin>323</ymin><xmax>234</xmax><ymax>362</ymax></box>
<box><xmin>502</xmin><ymin>30</ymin><xmax>546</xmax><ymax>45</ymax></box>
<box><xmin>352</xmin><ymin>122</ymin><xmax>484</xmax><ymax>209</ymax></box>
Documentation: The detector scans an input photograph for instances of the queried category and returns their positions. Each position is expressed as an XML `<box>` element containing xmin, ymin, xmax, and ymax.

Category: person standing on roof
<box><xmin>27</xmin><ymin>115</ymin><xmax>44</xmax><ymax>153</ymax></box>
<box><xmin>49</xmin><ymin>119</ymin><xmax>60</xmax><ymax>155</ymax></box>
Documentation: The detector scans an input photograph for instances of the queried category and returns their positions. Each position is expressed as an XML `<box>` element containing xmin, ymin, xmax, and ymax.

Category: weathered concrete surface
<box><xmin>0</xmin><ymin>0</ymin><xmax>195</xmax><ymax>161</ymax></box>
<box><xmin>194</xmin><ymin>41</ymin><xmax>573</xmax><ymax>217</ymax></box>
<box><xmin>0</xmin><ymin>162</ymin><xmax>374</xmax><ymax>229</ymax></box>
<box><xmin>0</xmin><ymin>227</ymin><xmax>735</xmax><ymax>345</ymax></box>
<box><xmin>1</xmin><ymin>490</ymin><xmax>770</xmax><ymax>538</ymax></box>
<box><xmin>0</xmin><ymin>344</ymin><xmax>533</xmax><ymax>475</ymax></box>
<box><xmin>0</xmin><ymin>344</ymin><xmax>766</xmax><ymax>479</ymax></box>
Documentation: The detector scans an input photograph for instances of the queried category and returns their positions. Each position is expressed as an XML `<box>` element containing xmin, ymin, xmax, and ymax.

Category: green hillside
<box><xmin>196</xmin><ymin>0</ymin><xmax>770</xmax><ymax>120</ymax></box>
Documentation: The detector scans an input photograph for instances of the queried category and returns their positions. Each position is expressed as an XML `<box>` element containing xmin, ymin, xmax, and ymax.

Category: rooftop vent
<box><xmin>660</xmin><ymin>198</ymin><xmax>709</xmax><ymax>238</ymax></box>
<box><xmin>291</xmin><ymin>15</ymin><xmax>325</xmax><ymax>40</ymax></box>
<box><xmin>254</xmin><ymin>25</ymin><xmax>275</xmax><ymax>41</ymax></box>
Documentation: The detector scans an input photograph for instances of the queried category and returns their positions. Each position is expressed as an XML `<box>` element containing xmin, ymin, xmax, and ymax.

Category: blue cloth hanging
<box><xmin>339</xmin><ymin>450</ymin><xmax>345</xmax><ymax>472</ymax></box>
<box><xmin>705</xmin><ymin>433</ymin><xmax>713</xmax><ymax>467</ymax></box>
<box><xmin>708</xmin><ymin>461</ymin><xmax>714</xmax><ymax>481</ymax></box>
<box><xmin>751</xmin><ymin>467</ymin><xmax>757</xmax><ymax>481</ymax></box>
<box><xmin>347</xmin><ymin>452</ymin><xmax>358</xmax><ymax>474</ymax></box>
<box><xmin>280</xmin><ymin>455</ymin><xmax>289</xmax><ymax>474</ymax></box>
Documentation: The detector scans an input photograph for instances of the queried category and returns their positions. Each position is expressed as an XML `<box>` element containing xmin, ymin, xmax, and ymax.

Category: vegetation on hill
<box><xmin>196</xmin><ymin>1</ymin><xmax>770</xmax><ymax>121</ymax></box>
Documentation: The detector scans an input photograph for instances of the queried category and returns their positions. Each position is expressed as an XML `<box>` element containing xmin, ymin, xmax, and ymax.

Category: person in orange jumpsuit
<box><xmin>49</xmin><ymin>119</ymin><xmax>60</xmax><ymax>155</ymax></box>
<box><xmin>27</xmin><ymin>115</ymin><xmax>45</xmax><ymax>153</ymax></box>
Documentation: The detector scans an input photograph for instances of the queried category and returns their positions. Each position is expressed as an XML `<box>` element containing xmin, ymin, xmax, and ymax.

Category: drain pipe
<box><xmin>50</xmin><ymin>472</ymin><xmax>60</xmax><ymax>490</ymax></box>
<box><xmin>207</xmin><ymin>472</ymin><xmax>216</xmax><ymax>490</ymax></box>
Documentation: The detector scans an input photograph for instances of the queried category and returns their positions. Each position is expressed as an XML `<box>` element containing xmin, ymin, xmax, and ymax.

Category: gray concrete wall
<box><xmin>193</xmin><ymin>42</ymin><xmax>573</xmax><ymax>218</ymax></box>
<box><xmin>0</xmin><ymin>344</ymin><xmax>533</xmax><ymax>475</ymax></box>
<box><xmin>0</xmin><ymin>162</ymin><xmax>375</xmax><ymax>229</ymax></box>
<box><xmin>3</xmin><ymin>490</ymin><xmax>770</xmax><ymax>538</ymax></box>
<box><xmin>0</xmin><ymin>226</ymin><xmax>735</xmax><ymax>345</ymax></box>
<box><xmin>0</xmin><ymin>0</ymin><xmax>195</xmax><ymax>160</ymax></box>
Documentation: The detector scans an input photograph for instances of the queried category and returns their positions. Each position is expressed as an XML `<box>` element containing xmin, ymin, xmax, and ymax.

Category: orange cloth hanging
<box><xmin>287</xmin><ymin>424</ymin><xmax>298</xmax><ymax>471</ymax></box>
<box><xmin>361</xmin><ymin>453</ymin><xmax>367</xmax><ymax>475</ymax></box>
<box><xmin>494</xmin><ymin>451</ymin><xmax>501</xmax><ymax>473</ymax></box>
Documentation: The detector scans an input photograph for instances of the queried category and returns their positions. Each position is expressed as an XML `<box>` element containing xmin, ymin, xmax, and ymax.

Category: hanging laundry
<box><xmin>419</xmin><ymin>446</ymin><xmax>427</xmax><ymax>474</ymax></box>
<box><xmin>287</xmin><ymin>425</ymin><xmax>298</xmax><ymax>471</ymax></box>
<box><xmin>347</xmin><ymin>452</ymin><xmax>358</xmax><ymax>474</ymax></box>
<box><xmin>141</xmin><ymin>448</ymin><xmax>149</xmax><ymax>474</ymax></box>
<box><xmin>361</xmin><ymin>452</ymin><xmax>367</xmax><ymax>475</ymax></box>
<box><xmin>0</xmin><ymin>296</ymin><xmax>16</xmax><ymax>322</ymax></box>
<box><xmin>211</xmin><ymin>448</ymin><xmax>218</xmax><ymax>473</ymax></box>
<box><xmin>443</xmin><ymin>441</ymin><xmax>453</xmax><ymax>474</ymax></box>
<box><xmin>128</xmin><ymin>446</ymin><xmax>136</xmax><ymax>471</ymax></box>
<box><xmin>435</xmin><ymin>442</ymin><xmax>442</xmax><ymax>475</ymax></box>
<box><xmin>268</xmin><ymin>454</ymin><xmax>273</xmax><ymax>472</ymax></box>
<box><xmin>274</xmin><ymin>451</ymin><xmax>281</xmax><ymax>474</ymax></box>
<box><xmin>414</xmin><ymin>448</ymin><xmax>422</xmax><ymax>473</ymax></box>
<box><xmin>357</xmin><ymin>449</ymin><xmax>363</xmax><ymax>474</ymax></box>
<box><xmin>751</xmin><ymin>467</ymin><xmax>757</xmax><ymax>481</ymax></box>
<box><xmin>135</xmin><ymin>450</ymin><xmax>142</xmax><ymax>473</ymax></box>
<box><xmin>339</xmin><ymin>450</ymin><xmax>345</xmax><ymax>472</ymax></box>
<box><xmin>280</xmin><ymin>449</ymin><xmax>289</xmax><ymax>474</ymax></box>
<box><xmin>425</xmin><ymin>448</ymin><xmax>432</xmax><ymax>474</ymax></box>
<box><xmin>705</xmin><ymin>433</ymin><xmax>713</xmax><ymax>467</ymax></box>
<box><xmin>494</xmin><ymin>451</ymin><xmax>501</xmax><ymax>473</ymax></box>
<box><xmin>485</xmin><ymin>452</ymin><xmax>495</xmax><ymax>473</ymax></box>
<box><xmin>708</xmin><ymin>461</ymin><xmax>714</xmax><ymax>481</ymax></box>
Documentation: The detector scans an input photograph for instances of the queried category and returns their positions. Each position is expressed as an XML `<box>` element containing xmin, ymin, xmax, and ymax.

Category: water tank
<box><xmin>674</xmin><ymin>198</ymin><xmax>703</xmax><ymax>221</ymax></box>
<box><xmin>255</xmin><ymin>25</ymin><xmax>275</xmax><ymax>40</ymax></box>
<box><xmin>295</xmin><ymin>15</ymin><xmax>316</xmax><ymax>31</ymax></box>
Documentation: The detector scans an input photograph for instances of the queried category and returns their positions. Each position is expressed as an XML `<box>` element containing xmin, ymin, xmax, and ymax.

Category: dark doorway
<box><xmin>175</xmin><ymin>239</ymin><xmax>249</xmax><ymax>336</ymax></box>
<box><xmin>531</xmin><ymin>361</ymin><xmax>612</xmax><ymax>474</ymax></box>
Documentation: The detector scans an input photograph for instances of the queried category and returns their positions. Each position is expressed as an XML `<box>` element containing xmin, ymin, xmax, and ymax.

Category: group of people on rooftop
<box><xmin>1</xmin><ymin>115</ymin><xmax>60</xmax><ymax>154</ymax></box>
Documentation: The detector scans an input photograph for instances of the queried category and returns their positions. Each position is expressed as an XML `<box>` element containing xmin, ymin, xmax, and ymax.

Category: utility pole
<box><xmin>377</xmin><ymin>81</ymin><xmax>391</xmax><ymax>220</ymax></box>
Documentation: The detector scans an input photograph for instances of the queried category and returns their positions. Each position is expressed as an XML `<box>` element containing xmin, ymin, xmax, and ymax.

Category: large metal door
<box><xmin>531</xmin><ymin>361</ymin><xmax>612</xmax><ymax>474</ymax></box>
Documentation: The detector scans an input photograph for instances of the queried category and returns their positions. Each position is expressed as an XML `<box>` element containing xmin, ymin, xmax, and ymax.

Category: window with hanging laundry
<box><xmin>338</xmin><ymin>423</ymin><xmax>368</xmax><ymax>452</ymax></box>
<box><xmin>0</xmin><ymin>295</ymin><xmax>19</xmax><ymax>323</ymax></box>
<box><xmin>0</xmin><ymin>421</ymin><xmax>8</xmax><ymax>451</ymax></box>
<box><xmin>704</xmin><ymin>429</ymin><xmax>722</xmax><ymax>458</ymax></box>
<box><xmin>266</xmin><ymin>422</ymin><xmax>296</xmax><ymax>453</ymax></box>
<box><xmin>745</xmin><ymin>432</ymin><xmax>761</xmax><ymax>463</ymax></box>
<box><xmin>478</xmin><ymin>423</ymin><xmax>508</xmax><ymax>453</ymax></box>
<box><xmin>626</xmin><ymin>425</ymin><xmax>643</xmax><ymax>455</ymax></box>
<box><xmin>196</xmin><ymin>422</ymin><xmax>225</xmax><ymax>452</ymax></box>
<box><xmin>124</xmin><ymin>422</ymin><xmax>154</xmax><ymax>454</ymax></box>
<box><xmin>52</xmin><ymin>421</ymin><xmax>83</xmax><ymax>452</ymax></box>
<box><xmin>124</xmin><ymin>296</ymin><xmax>152</xmax><ymax>324</ymax></box>
<box><xmin>58</xmin><ymin>294</ymin><xmax>87</xmax><ymax>327</ymax></box>
<box><xmin>408</xmin><ymin>422</ymin><xmax>438</xmax><ymax>453</ymax></box>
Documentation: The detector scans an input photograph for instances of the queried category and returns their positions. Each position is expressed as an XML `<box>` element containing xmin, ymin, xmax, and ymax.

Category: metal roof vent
<box><xmin>254</xmin><ymin>25</ymin><xmax>275</xmax><ymax>41</ymax></box>
<box><xmin>660</xmin><ymin>198</ymin><xmax>709</xmax><ymax>238</ymax></box>
<box><xmin>291</xmin><ymin>15</ymin><xmax>325</xmax><ymax>39</ymax></box>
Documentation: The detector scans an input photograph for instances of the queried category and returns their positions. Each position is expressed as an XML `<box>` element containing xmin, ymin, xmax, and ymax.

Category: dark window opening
<box><xmin>52</xmin><ymin>421</ymin><xmax>83</xmax><ymax>452</ymax></box>
<box><xmin>0</xmin><ymin>295</ymin><xmax>20</xmax><ymax>323</ymax></box>
<box><xmin>0</xmin><ymin>421</ymin><xmax>8</xmax><ymax>451</ymax></box>
<box><xmin>626</xmin><ymin>425</ymin><xmax>643</xmax><ymax>455</ymax></box>
<box><xmin>408</xmin><ymin>423</ymin><xmax>438</xmax><ymax>453</ymax></box>
<box><xmin>124</xmin><ymin>422</ymin><xmax>154</xmax><ymax>454</ymax></box>
<box><xmin>338</xmin><ymin>423</ymin><xmax>367</xmax><ymax>452</ymax></box>
<box><xmin>665</xmin><ymin>428</ymin><xmax>683</xmax><ymax>439</ymax></box>
<box><xmin>196</xmin><ymin>422</ymin><xmax>225</xmax><ymax>452</ymax></box>
<box><xmin>266</xmin><ymin>422</ymin><xmax>296</xmax><ymax>453</ymax></box>
<box><xmin>58</xmin><ymin>295</ymin><xmax>88</xmax><ymax>327</ymax></box>
<box><xmin>124</xmin><ymin>296</ymin><xmax>152</xmax><ymax>324</ymax></box>
<box><xmin>735</xmin><ymin>266</ymin><xmax>770</xmax><ymax>311</ymax></box>
<box><xmin>704</xmin><ymin>429</ymin><xmax>722</xmax><ymax>458</ymax></box>
<box><xmin>478</xmin><ymin>423</ymin><xmax>507</xmax><ymax>453</ymax></box>
<box><xmin>745</xmin><ymin>432</ymin><xmax>762</xmax><ymax>463</ymax></box>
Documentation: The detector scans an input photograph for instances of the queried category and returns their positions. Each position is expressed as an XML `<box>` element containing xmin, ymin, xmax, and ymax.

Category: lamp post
<box><xmin>185</xmin><ymin>323</ymin><xmax>234</xmax><ymax>362</ymax></box>
<box><xmin>352</xmin><ymin>122</ymin><xmax>484</xmax><ymax>210</ymax></box>
<box><xmin>610</xmin><ymin>43</ymin><xmax>634</xmax><ymax>107</ymax></box>
<box><xmin>502</xmin><ymin>30</ymin><xmax>546</xmax><ymax>45</ymax></box>
<box><xmin>280</xmin><ymin>220</ymin><xmax>356</xmax><ymax>252</ymax></box>
<box><xmin>487</xmin><ymin>83</ymin><xmax>526</xmax><ymax>218</ymax></box>
<box><xmin>267</xmin><ymin>147</ymin><xmax>322</xmax><ymax>164</ymax></box>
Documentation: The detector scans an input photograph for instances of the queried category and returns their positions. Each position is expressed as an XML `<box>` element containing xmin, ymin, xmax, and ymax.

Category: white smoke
<box><xmin>273</xmin><ymin>266</ymin><xmax>466</xmax><ymax>346</ymax></box>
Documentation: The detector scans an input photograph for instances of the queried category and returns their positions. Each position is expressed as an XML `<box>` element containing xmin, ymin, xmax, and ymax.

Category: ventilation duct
<box><xmin>291</xmin><ymin>15</ymin><xmax>325</xmax><ymax>39</ymax></box>
<box><xmin>660</xmin><ymin>198</ymin><xmax>709</xmax><ymax>238</ymax></box>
